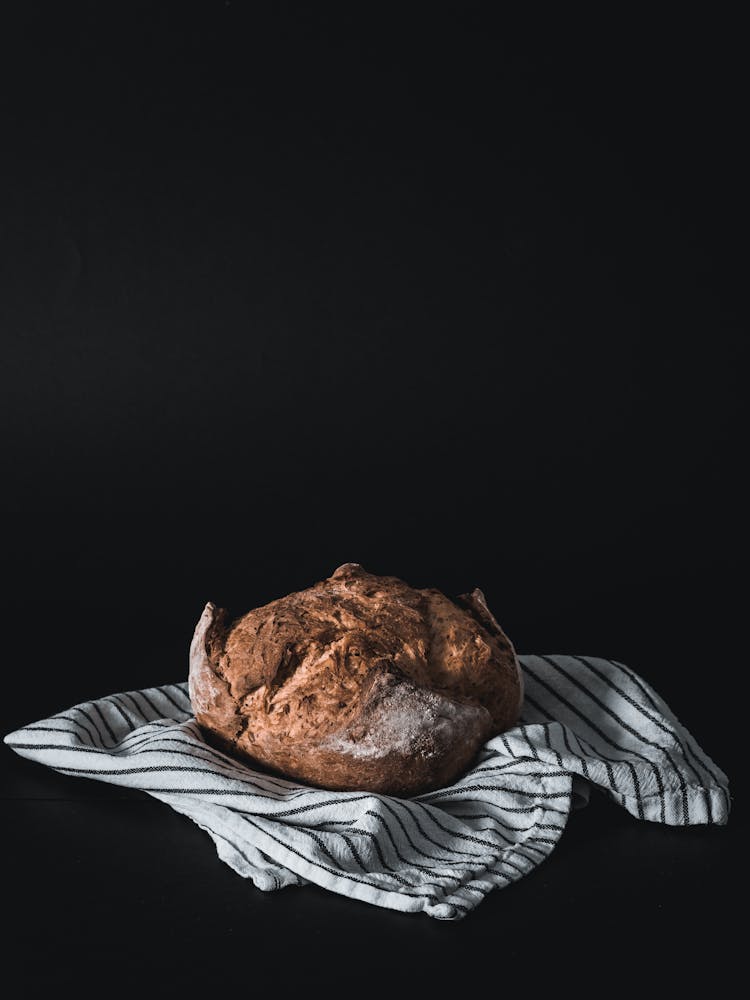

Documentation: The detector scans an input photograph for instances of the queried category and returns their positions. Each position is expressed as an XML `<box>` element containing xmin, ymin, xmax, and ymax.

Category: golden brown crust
<box><xmin>188</xmin><ymin>563</ymin><xmax>523</xmax><ymax>796</ymax></box>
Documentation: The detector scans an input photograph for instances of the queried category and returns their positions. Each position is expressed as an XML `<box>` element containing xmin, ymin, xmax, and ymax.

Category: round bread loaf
<box><xmin>188</xmin><ymin>563</ymin><xmax>523</xmax><ymax>796</ymax></box>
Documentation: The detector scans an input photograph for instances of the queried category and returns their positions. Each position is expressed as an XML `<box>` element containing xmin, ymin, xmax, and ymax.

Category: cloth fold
<box><xmin>4</xmin><ymin>653</ymin><xmax>730</xmax><ymax>920</ymax></box>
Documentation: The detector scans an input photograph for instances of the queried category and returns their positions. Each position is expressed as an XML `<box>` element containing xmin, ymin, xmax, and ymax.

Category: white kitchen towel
<box><xmin>4</xmin><ymin>653</ymin><xmax>730</xmax><ymax>920</ymax></box>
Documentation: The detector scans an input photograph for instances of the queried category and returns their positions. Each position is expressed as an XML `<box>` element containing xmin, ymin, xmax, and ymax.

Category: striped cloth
<box><xmin>4</xmin><ymin>654</ymin><xmax>730</xmax><ymax>920</ymax></box>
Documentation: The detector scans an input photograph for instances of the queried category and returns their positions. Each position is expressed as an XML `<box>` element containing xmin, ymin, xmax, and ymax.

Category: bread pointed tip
<box><xmin>189</xmin><ymin>602</ymin><xmax>226</xmax><ymax>714</ymax></box>
<box><xmin>331</xmin><ymin>562</ymin><xmax>365</xmax><ymax>578</ymax></box>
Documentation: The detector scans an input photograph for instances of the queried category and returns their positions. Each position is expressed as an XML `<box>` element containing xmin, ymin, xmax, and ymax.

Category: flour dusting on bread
<box><xmin>321</xmin><ymin>680</ymin><xmax>487</xmax><ymax>760</ymax></box>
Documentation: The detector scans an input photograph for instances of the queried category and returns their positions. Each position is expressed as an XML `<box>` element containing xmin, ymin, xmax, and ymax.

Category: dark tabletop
<box><xmin>1</xmin><ymin>4</ymin><xmax>745</xmax><ymax>992</ymax></box>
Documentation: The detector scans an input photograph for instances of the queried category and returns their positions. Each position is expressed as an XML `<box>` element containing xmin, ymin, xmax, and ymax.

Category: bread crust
<box><xmin>188</xmin><ymin>563</ymin><xmax>523</xmax><ymax>796</ymax></box>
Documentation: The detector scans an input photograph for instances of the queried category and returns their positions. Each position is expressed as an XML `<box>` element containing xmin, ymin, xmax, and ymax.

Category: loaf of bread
<box><xmin>188</xmin><ymin>563</ymin><xmax>523</xmax><ymax>796</ymax></box>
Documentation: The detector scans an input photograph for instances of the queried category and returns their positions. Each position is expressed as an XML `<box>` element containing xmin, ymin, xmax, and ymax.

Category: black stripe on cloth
<box><xmin>16</xmin><ymin>718</ymin><xmax>171</xmax><ymax>755</ymax></box>
<box><xmin>604</xmin><ymin>657</ymin><xmax>726</xmax><ymax>819</ymax></box>
<box><xmin>524</xmin><ymin>727</ymin><xmax>549</xmax><ymax>762</ymax></box>
<box><xmin>360</xmin><ymin>808</ymin><xmax>530</xmax><ymax>891</ymax></box>
<box><xmin>417</xmin><ymin>809</ymin><xmax>547</xmax><ymax>850</ymax></box>
<box><xmin>338</xmin><ymin>809</ymin><xmax>510</xmax><ymax>858</ymax></box>
<box><xmin>18</xmin><ymin>726</ymin><xmax>86</xmax><ymax>740</ymax></box>
<box><xmin>354</xmin><ymin>810</ymin><xmax>488</xmax><ymax>881</ymax></box>
<box><xmin>26</xmin><ymin>760</ymin><xmax>314</xmax><ymax>802</ymax></box>
<box><xmin>468</xmin><ymin>802</ymin><xmax>568</xmax><ymax>815</ymax></box>
<box><xmin>113</xmin><ymin>718</ymin><xmax>186</xmax><ymax>744</ymax></box>
<box><xmin>341</xmin><ymin>833</ymin><xmax>368</xmax><ymax>871</ymax></box>
<box><xmin>89</xmin><ymin>721</ymin><xmax>169</xmax><ymax>757</ymax></box>
<box><xmin>537</xmin><ymin>656</ymin><xmax>683</xmax><ymax>823</ymax></box>
<box><xmin>7</xmin><ymin>737</ymin><xmax>318</xmax><ymax>802</ymax></box>
<box><xmin>398</xmin><ymin>808</ymin><xmax>561</xmax><ymax>846</ymax></box>
<box><xmin>347</xmin><ymin>824</ymin><xmax>516</xmax><ymax>891</ymax></box>
<box><xmin>518</xmin><ymin>729</ymin><xmax>540</xmax><ymax>760</ymax></box>
<box><xmin>100</xmin><ymin>721</ymin><xmax>177</xmax><ymax>752</ymax></box>
<box><xmin>410</xmin><ymin>799</ymin><xmax>566</xmax><ymax>848</ymax></box>
<box><xmin>526</xmin><ymin>676</ymin><xmax>646</xmax><ymax>814</ymax></box>
<box><xmin>118</xmin><ymin>735</ymin><xmax>310</xmax><ymax>794</ymax></box>
<box><xmin>425</xmin><ymin>784</ymin><xmax>570</xmax><ymax>802</ymax></box>
<box><xmin>564</xmin><ymin>657</ymin><xmax>693</xmax><ymax>818</ymax></box>
<box><xmin>539</xmin><ymin>724</ymin><xmax>563</xmax><ymax>764</ymax></box>
<box><xmin>529</xmin><ymin>693</ymin><xmax>649</xmax><ymax>813</ymax></box>
<box><xmin>458</xmin><ymin>832</ymin><xmax>557</xmax><ymax>864</ymax></box>
<box><xmin>125</xmin><ymin>786</ymin><xmax>336</xmax><ymax>796</ymax></box>
<box><xmin>105</xmin><ymin>697</ymin><xmax>137</xmax><ymax>733</ymax></box>
<box><xmin>558</xmin><ymin>722</ymin><xmax>592</xmax><ymax>781</ymax></box>
<box><xmin>388</xmin><ymin>798</ymin><xmax>550</xmax><ymax>861</ymax></box>
<box><xmin>354</xmin><ymin>819</ymin><xmax>392</xmax><ymax>873</ymax></box>
<box><xmin>296</xmin><ymin>794</ymin><xmax>412</xmax><ymax>818</ymax></box>
<box><xmin>166</xmin><ymin>683</ymin><xmax>194</xmax><ymax>708</ymax></box>
<box><xmin>576</xmin><ymin>656</ymin><xmax>684</xmax><ymax>744</ymax></box>
<box><xmin>131</xmin><ymin>688</ymin><xmax>165</xmax><ymax>720</ymax></box>
<box><xmin>156</xmin><ymin>685</ymin><xmax>193</xmax><ymax>716</ymax></box>
<box><xmin>90</xmin><ymin>701</ymin><xmax>117</xmax><ymax>745</ymax></box>
<box><xmin>104</xmin><ymin>725</ymin><xmax>181</xmax><ymax>755</ymax></box>
<box><xmin>466</xmin><ymin>757</ymin><xmax>541</xmax><ymax>775</ymax></box>
<box><xmin>241</xmin><ymin>814</ymin><xmax>469</xmax><ymax>912</ymax></box>
<box><xmin>444</xmin><ymin>819</ymin><xmax>558</xmax><ymax>845</ymax></box>
<box><xmin>42</xmin><ymin>763</ymin><xmax>350</xmax><ymax>805</ymax></box>
<box><xmin>127</xmin><ymin>742</ymin><xmax>283</xmax><ymax>784</ymax></box>
<box><xmin>7</xmin><ymin>740</ymin><xmax>101</xmax><ymax>755</ymax></box>
<box><xmin>117</xmin><ymin>690</ymin><xmax>154</xmax><ymax>723</ymax></box>
<box><xmin>319</xmin><ymin>820</ymin><xmax>478</xmax><ymax>901</ymax></box>
<box><xmin>362</xmin><ymin>808</ymin><xmax>454</xmax><ymax>876</ymax></box>
<box><xmin>295</xmin><ymin>825</ymin><xmax>348</xmax><ymax>871</ymax></box>
<box><xmin>52</xmin><ymin>713</ymin><xmax>98</xmax><ymax>744</ymax></box>
<box><xmin>536</xmin><ymin>656</ymin><xmax>678</xmax><ymax>796</ymax></box>
<box><xmin>506</xmin><ymin>698</ymin><xmax>568</xmax><ymax>773</ymax></box>
<box><xmin>119</xmin><ymin>735</ymin><xmax>300</xmax><ymax>786</ymax></box>
<box><xmin>622</xmin><ymin>760</ymin><xmax>646</xmax><ymax>820</ymax></box>
<box><xmin>516</xmin><ymin>692</ymin><xmax>595</xmax><ymax>782</ymax></box>
<box><xmin>524</xmin><ymin>659</ymin><xmax>664</xmax><ymax>820</ymax></box>
<box><xmin>606</xmin><ymin>656</ymin><xmax>720</xmax><ymax>776</ymax></box>
<box><xmin>378</xmin><ymin>801</ymin><xmax>472</xmax><ymax>866</ymax></box>
<box><xmin>440</xmin><ymin>805</ymin><xmax>564</xmax><ymax>838</ymax></box>
<box><xmin>470</xmin><ymin>766</ymin><xmax>573</xmax><ymax>781</ymax></box>
<box><xmin>445</xmin><ymin>821</ymin><xmax>558</xmax><ymax>845</ymax></box>
<box><xmin>177</xmin><ymin>722</ymin><xmax>309</xmax><ymax>794</ymax></box>
<box><xmin>107</xmin><ymin>694</ymin><xmax>145</xmax><ymax>729</ymax></box>
<box><xmin>266</xmin><ymin>794</ymin><xmax>399</xmax><ymax>820</ymax></box>
<box><xmin>436</xmin><ymin>800</ymin><xmax>567</xmax><ymax>832</ymax></box>
<box><xmin>389</xmin><ymin>796</ymin><xmax>520</xmax><ymax>853</ymax></box>
<box><xmin>525</xmin><ymin>663</ymin><xmax>627</xmax><ymax>759</ymax></box>
<box><xmin>69</xmin><ymin>705</ymin><xmax>107</xmax><ymax>747</ymax></box>
<box><xmin>383</xmin><ymin>799</ymin><xmax>543</xmax><ymax>873</ymax></box>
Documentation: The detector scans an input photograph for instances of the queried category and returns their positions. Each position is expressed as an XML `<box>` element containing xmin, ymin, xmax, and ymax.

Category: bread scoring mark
<box><xmin>455</xmin><ymin>587</ymin><xmax>525</xmax><ymax>720</ymax></box>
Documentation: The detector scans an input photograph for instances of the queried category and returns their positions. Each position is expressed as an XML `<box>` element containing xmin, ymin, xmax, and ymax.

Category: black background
<box><xmin>1</xmin><ymin>3</ymin><xmax>745</xmax><ymax>992</ymax></box>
